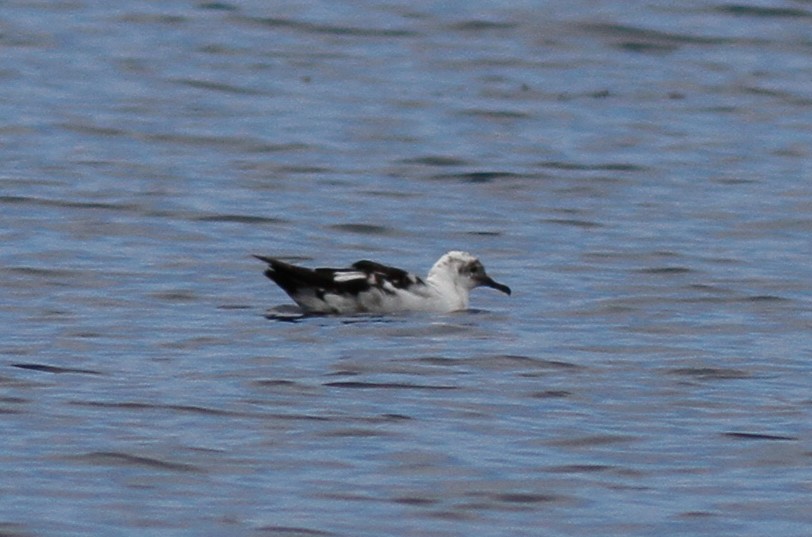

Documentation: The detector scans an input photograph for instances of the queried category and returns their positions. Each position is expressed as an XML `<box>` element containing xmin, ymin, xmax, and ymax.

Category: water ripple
<box><xmin>2</xmin><ymin>1</ymin><xmax>811</xmax><ymax>535</ymax></box>
<box><xmin>71</xmin><ymin>452</ymin><xmax>202</xmax><ymax>473</ymax></box>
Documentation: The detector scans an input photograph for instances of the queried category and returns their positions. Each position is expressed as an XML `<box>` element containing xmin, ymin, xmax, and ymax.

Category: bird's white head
<box><xmin>428</xmin><ymin>251</ymin><xmax>512</xmax><ymax>298</ymax></box>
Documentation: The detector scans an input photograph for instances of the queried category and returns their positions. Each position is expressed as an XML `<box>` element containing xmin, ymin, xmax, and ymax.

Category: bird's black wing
<box><xmin>351</xmin><ymin>260</ymin><xmax>425</xmax><ymax>291</ymax></box>
<box><xmin>254</xmin><ymin>255</ymin><xmax>370</xmax><ymax>296</ymax></box>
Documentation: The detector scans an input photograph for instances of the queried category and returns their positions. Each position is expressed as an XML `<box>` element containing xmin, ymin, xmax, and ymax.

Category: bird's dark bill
<box><xmin>482</xmin><ymin>277</ymin><xmax>511</xmax><ymax>295</ymax></box>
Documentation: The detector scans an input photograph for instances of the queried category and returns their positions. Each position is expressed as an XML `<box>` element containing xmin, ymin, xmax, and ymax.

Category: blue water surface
<box><xmin>1</xmin><ymin>1</ymin><xmax>811</xmax><ymax>536</ymax></box>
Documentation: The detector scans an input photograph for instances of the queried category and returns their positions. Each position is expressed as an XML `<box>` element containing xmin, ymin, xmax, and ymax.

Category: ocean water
<box><xmin>1</xmin><ymin>1</ymin><xmax>811</xmax><ymax>536</ymax></box>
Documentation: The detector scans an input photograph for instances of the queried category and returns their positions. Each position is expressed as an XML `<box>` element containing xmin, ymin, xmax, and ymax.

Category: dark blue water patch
<box><xmin>742</xmin><ymin>295</ymin><xmax>789</xmax><ymax>303</ymax></box>
<box><xmin>391</xmin><ymin>496</ymin><xmax>439</xmax><ymax>506</ymax></box>
<box><xmin>377</xmin><ymin>413</ymin><xmax>412</xmax><ymax>422</ymax></box>
<box><xmin>740</xmin><ymin>86</ymin><xmax>812</xmax><ymax>107</ymax></box>
<box><xmin>722</xmin><ymin>432</ymin><xmax>798</xmax><ymax>442</ymax></box>
<box><xmin>666</xmin><ymin>367</ymin><xmax>753</xmax><ymax>380</ymax></box>
<box><xmin>457</xmin><ymin>109</ymin><xmax>534</xmax><ymax>120</ymax></box>
<box><xmin>677</xmin><ymin>511</ymin><xmax>718</xmax><ymax>520</ymax></box>
<box><xmin>454</xmin><ymin>490</ymin><xmax>575</xmax><ymax>513</ymax></box>
<box><xmin>71</xmin><ymin>451</ymin><xmax>202</xmax><ymax>473</ymax></box>
<box><xmin>548</xmin><ymin>434</ymin><xmax>640</xmax><ymax>448</ymax></box>
<box><xmin>319</xmin><ymin>427</ymin><xmax>398</xmax><ymax>438</ymax></box>
<box><xmin>447</xmin><ymin>20</ymin><xmax>520</xmax><ymax>32</ymax></box>
<box><xmin>71</xmin><ymin>400</ymin><xmax>247</xmax><ymax>417</ymax></box>
<box><xmin>0</xmin><ymin>195</ymin><xmax>136</xmax><ymax>212</ymax></box>
<box><xmin>114</xmin><ymin>11</ymin><xmax>187</xmax><ymax>25</ymax></box>
<box><xmin>429</xmin><ymin>171</ymin><xmax>527</xmax><ymax>183</ymax></box>
<box><xmin>243</xmin><ymin>142</ymin><xmax>317</xmax><ymax>154</ymax></box>
<box><xmin>399</xmin><ymin>355</ymin><xmax>582</xmax><ymax>376</ymax></box>
<box><xmin>361</xmin><ymin>189</ymin><xmax>422</xmax><ymax>201</ymax></box>
<box><xmin>464</xmin><ymin>230</ymin><xmax>503</xmax><ymax>236</ymax></box>
<box><xmin>491</xmin><ymin>492</ymin><xmax>562</xmax><ymax>504</ymax></box>
<box><xmin>56</xmin><ymin>123</ymin><xmax>127</xmax><ymax>138</ymax></box>
<box><xmin>0</xmin><ymin>522</ymin><xmax>30</xmax><ymax>536</ymax></box>
<box><xmin>150</xmin><ymin>290</ymin><xmax>201</xmax><ymax>302</ymax></box>
<box><xmin>568</xmin><ymin>88</ymin><xmax>612</xmax><ymax>99</ymax></box>
<box><xmin>171</xmin><ymin>78</ymin><xmax>268</xmax><ymax>96</ymax></box>
<box><xmin>537</xmin><ymin>160</ymin><xmax>647</xmax><ymax>172</ymax></box>
<box><xmin>251</xmin><ymin>379</ymin><xmax>300</xmax><ymax>388</ymax></box>
<box><xmin>0</xmin><ymin>396</ymin><xmax>28</xmax><ymax>405</ymax></box>
<box><xmin>532</xmin><ymin>390</ymin><xmax>572</xmax><ymax>399</ymax></box>
<box><xmin>56</xmin><ymin>120</ymin><xmax>303</xmax><ymax>158</ymax></box>
<box><xmin>543</xmin><ymin>464</ymin><xmax>614</xmax><ymax>474</ymax></box>
<box><xmin>635</xmin><ymin>266</ymin><xmax>695</xmax><ymax>275</ymax></box>
<box><xmin>398</xmin><ymin>155</ymin><xmax>470</xmax><ymax>167</ymax></box>
<box><xmin>412</xmin><ymin>356</ymin><xmax>459</xmax><ymax>367</ymax></box>
<box><xmin>578</xmin><ymin>23</ymin><xmax>727</xmax><ymax>47</ymax></box>
<box><xmin>619</xmin><ymin>41</ymin><xmax>679</xmax><ymax>54</ymax></box>
<box><xmin>326</xmin><ymin>413</ymin><xmax>412</xmax><ymax>425</ymax></box>
<box><xmin>11</xmin><ymin>363</ymin><xmax>103</xmax><ymax>375</ymax></box>
<box><xmin>269</xmin><ymin>165</ymin><xmax>333</xmax><ymax>174</ymax></box>
<box><xmin>0</xmin><ymin>374</ymin><xmax>39</xmax><ymax>390</ymax></box>
<box><xmin>467</xmin><ymin>354</ymin><xmax>585</xmax><ymax>372</ymax></box>
<box><xmin>716</xmin><ymin>4</ymin><xmax>812</xmax><ymax>18</ymax></box>
<box><xmin>323</xmin><ymin>381</ymin><xmax>457</xmax><ymax>390</ymax></box>
<box><xmin>686</xmin><ymin>283</ymin><xmax>737</xmax><ymax>294</ymax></box>
<box><xmin>71</xmin><ymin>400</ymin><xmax>334</xmax><ymax>423</ymax></box>
<box><xmin>4</xmin><ymin>266</ymin><xmax>83</xmax><ymax>280</ymax></box>
<box><xmin>198</xmin><ymin>2</ymin><xmax>238</xmax><ymax>12</ymax></box>
<box><xmin>712</xmin><ymin>176</ymin><xmax>759</xmax><ymax>185</ymax></box>
<box><xmin>326</xmin><ymin>223</ymin><xmax>399</xmax><ymax>235</ymax></box>
<box><xmin>255</xmin><ymin>526</ymin><xmax>336</xmax><ymax>537</ymax></box>
<box><xmin>197</xmin><ymin>43</ymin><xmax>244</xmax><ymax>55</ymax></box>
<box><xmin>193</xmin><ymin>213</ymin><xmax>289</xmax><ymax>225</ymax></box>
<box><xmin>541</xmin><ymin>218</ymin><xmax>604</xmax><ymax>229</ymax></box>
<box><xmin>234</xmin><ymin>15</ymin><xmax>420</xmax><ymax>38</ymax></box>
<box><xmin>142</xmin><ymin>132</ymin><xmax>298</xmax><ymax>153</ymax></box>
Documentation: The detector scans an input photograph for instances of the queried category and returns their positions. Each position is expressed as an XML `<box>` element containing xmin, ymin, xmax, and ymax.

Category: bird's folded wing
<box><xmin>351</xmin><ymin>260</ymin><xmax>425</xmax><ymax>290</ymax></box>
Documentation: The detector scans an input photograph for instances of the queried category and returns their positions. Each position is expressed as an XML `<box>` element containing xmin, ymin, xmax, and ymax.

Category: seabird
<box><xmin>254</xmin><ymin>250</ymin><xmax>511</xmax><ymax>314</ymax></box>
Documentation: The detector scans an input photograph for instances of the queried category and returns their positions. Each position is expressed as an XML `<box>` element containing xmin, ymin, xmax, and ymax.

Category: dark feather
<box><xmin>254</xmin><ymin>256</ymin><xmax>371</xmax><ymax>297</ymax></box>
<box><xmin>351</xmin><ymin>260</ymin><xmax>424</xmax><ymax>290</ymax></box>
